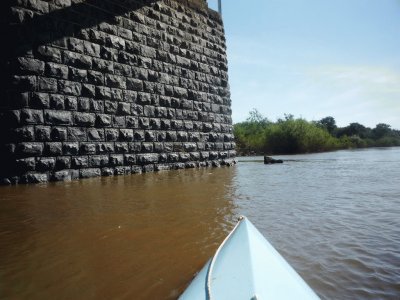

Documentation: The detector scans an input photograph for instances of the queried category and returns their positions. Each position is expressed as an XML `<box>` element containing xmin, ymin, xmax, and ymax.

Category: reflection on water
<box><xmin>0</xmin><ymin>168</ymin><xmax>237</xmax><ymax>300</ymax></box>
<box><xmin>1</xmin><ymin>148</ymin><xmax>400</xmax><ymax>299</ymax></box>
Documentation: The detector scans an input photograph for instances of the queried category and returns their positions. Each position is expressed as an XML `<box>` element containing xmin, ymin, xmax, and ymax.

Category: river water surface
<box><xmin>1</xmin><ymin>148</ymin><xmax>399</xmax><ymax>299</ymax></box>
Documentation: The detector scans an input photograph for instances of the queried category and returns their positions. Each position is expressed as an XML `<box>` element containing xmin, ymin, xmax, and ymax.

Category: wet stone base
<box><xmin>0</xmin><ymin>159</ymin><xmax>236</xmax><ymax>185</ymax></box>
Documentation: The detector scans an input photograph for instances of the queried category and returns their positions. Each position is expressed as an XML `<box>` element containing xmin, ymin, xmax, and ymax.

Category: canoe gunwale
<box><xmin>206</xmin><ymin>216</ymin><xmax>246</xmax><ymax>300</ymax></box>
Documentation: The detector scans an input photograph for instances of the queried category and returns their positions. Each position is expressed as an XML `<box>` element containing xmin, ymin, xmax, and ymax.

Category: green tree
<box><xmin>317</xmin><ymin>116</ymin><xmax>337</xmax><ymax>134</ymax></box>
<box><xmin>372</xmin><ymin>123</ymin><xmax>391</xmax><ymax>139</ymax></box>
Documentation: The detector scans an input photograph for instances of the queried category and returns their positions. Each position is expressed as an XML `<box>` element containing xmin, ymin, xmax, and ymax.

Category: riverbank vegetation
<box><xmin>234</xmin><ymin>109</ymin><xmax>400</xmax><ymax>155</ymax></box>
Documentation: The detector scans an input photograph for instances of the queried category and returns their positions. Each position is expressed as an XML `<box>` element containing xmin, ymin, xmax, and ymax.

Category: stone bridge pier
<box><xmin>0</xmin><ymin>0</ymin><xmax>235</xmax><ymax>184</ymax></box>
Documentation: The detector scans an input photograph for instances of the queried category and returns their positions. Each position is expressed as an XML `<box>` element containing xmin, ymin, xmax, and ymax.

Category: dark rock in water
<box><xmin>264</xmin><ymin>156</ymin><xmax>283</xmax><ymax>164</ymax></box>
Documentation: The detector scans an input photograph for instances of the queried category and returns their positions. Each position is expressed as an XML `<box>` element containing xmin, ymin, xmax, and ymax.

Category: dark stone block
<box><xmin>51</xmin><ymin>127</ymin><xmax>67</xmax><ymax>141</ymax></box>
<box><xmin>104</xmin><ymin>101</ymin><xmax>117</xmax><ymax>114</ymax></box>
<box><xmin>96</xmin><ymin>114</ymin><xmax>112</xmax><ymax>127</ymax></box>
<box><xmin>105</xmin><ymin>74</ymin><xmax>126</xmax><ymax>89</ymax></box>
<box><xmin>79</xmin><ymin>143</ymin><xmax>96</xmax><ymax>155</ymax></box>
<box><xmin>13</xmin><ymin>126</ymin><xmax>35</xmax><ymax>141</ymax></box>
<box><xmin>145</xmin><ymin>131</ymin><xmax>156</xmax><ymax>142</ymax></box>
<box><xmin>9</xmin><ymin>93</ymin><xmax>29</xmax><ymax>109</ymax></box>
<box><xmin>63</xmin><ymin>142</ymin><xmax>79</xmax><ymax>155</ymax></box>
<box><xmin>118</xmin><ymin>102</ymin><xmax>131</xmax><ymax>115</ymax></box>
<box><xmin>113</xmin><ymin>116</ymin><xmax>126</xmax><ymax>127</ymax></box>
<box><xmin>124</xmin><ymin>154</ymin><xmax>136</xmax><ymax>165</ymax></box>
<box><xmin>51</xmin><ymin>170</ymin><xmax>72</xmax><ymax>181</ymax></box>
<box><xmin>13</xmin><ymin>57</ymin><xmax>45</xmax><ymax>75</ymax></box>
<box><xmin>69</xmin><ymin>67</ymin><xmax>87</xmax><ymax>83</ymax></box>
<box><xmin>44</xmin><ymin>110</ymin><xmax>72</xmax><ymax>125</ymax></box>
<box><xmin>141</xmin><ymin>143</ymin><xmax>153</xmax><ymax>153</ymax></box>
<box><xmin>36</xmin><ymin>158</ymin><xmax>56</xmax><ymax>172</ymax></box>
<box><xmin>73</xmin><ymin>112</ymin><xmax>95</xmax><ymax>127</ymax></box>
<box><xmin>36</xmin><ymin>126</ymin><xmax>51</xmax><ymax>141</ymax></box>
<box><xmin>65</xmin><ymin>96</ymin><xmax>78</xmax><ymax>110</ymax></box>
<box><xmin>136</xmin><ymin>153</ymin><xmax>158</xmax><ymax>165</ymax></box>
<box><xmin>72</xmin><ymin>156</ymin><xmax>89</xmax><ymax>168</ymax></box>
<box><xmin>90</xmin><ymin>99</ymin><xmax>103</xmax><ymax>113</ymax></box>
<box><xmin>16</xmin><ymin>158</ymin><xmax>36</xmax><ymax>172</ymax></box>
<box><xmin>64</xmin><ymin>51</ymin><xmax>92</xmax><ymax>69</ymax></box>
<box><xmin>46</xmin><ymin>62</ymin><xmax>68</xmax><ymax>79</ymax></box>
<box><xmin>38</xmin><ymin>77</ymin><xmax>58</xmax><ymax>92</ymax></box>
<box><xmin>78</xmin><ymin>97</ymin><xmax>91</xmax><ymax>111</ymax></box>
<box><xmin>97</xmin><ymin>143</ymin><xmax>114</xmax><ymax>154</ymax></box>
<box><xmin>119</xmin><ymin>129</ymin><xmax>134</xmax><ymax>141</ymax></box>
<box><xmin>20</xmin><ymin>173</ymin><xmax>48</xmax><ymax>184</ymax></box>
<box><xmin>92</xmin><ymin>58</ymin><xmax>114</xmax><ymax>73</ymax></box>
<box><xmin>30</xmin><ymin>92</ymin><xmax>50</xmax><ymax>109</ymax></box>
<box><xmin>126</xmin><ymin>116</ymin><xmax>138</xmax><ymax>128</ymax></box>
<box><xmin>56</xmin><ymin>157</ymin><xmax>71</xmax><ymax>170</ymax></box>
<box><xmin>89</xmin><ymin>155</ymin><xmax>109</xmax><ymax>167</ymax></box>
<box><xmin>80</xmin><ymin>168</ymin><xmax>101</xmax><ymax>178</ymax></box>
<box><xmin>45</xmin><ymin>142</ymin><xmax>62</xmax><ymax>156</ymax></box>
<box><xmin>105</xmin><ymin>129</ymin><xmax>119</xmax><ymax>141</ymax></box>
<box><xmin>58</xmin><ymin>80</ymin><xmax>82</xmax><ymax>96</ymax></box>
<box><xmin>87</xmin><ymin>70</ymin><xmax>104</xmax><ymax>85</ymax></box>
<box><xmin>115</xmin><ymin>143</ymin><xmax>129</xmax><ymax>153</ymax></box>
<box><xmin>129</xmin><ymin>142</ymin><xmax>142</xmax><ymax>153</ymax></box>
<box><xmin>109</xmin><ymin>155</ymin><xmax>123</xmax><ymax>166</ymax></box>
<box><xmin>79</xmin><ymin>82</ymin><xmax>95</xmax><ymax>98</ymax></box>
<box><xmin>12</xmin><ymin>75</ymin><xmax>36</xmax><ymax>91</ymax></box>
<box><xmin>36</xmin><ymin>46</ymin><xmax>62</xmax><ymax>63</ymax></box>
<box><xmin>16</xmin><ymin>142</ymin><xmax>44</xmax><ymax>156</ymax></box>
<box><xmin>68</xmin><ymin>127</ymin><xmax>87</xmax><ymax>141</ymax></box>
<box><xmin>49</xmin><ymin>94</ymin><xmax>65</xmax><ymax>109</ymax></box>
<box><xmin>102</xmin><ymin>168</ymin><xmax>114</xmax><ymax>176</ymax></box>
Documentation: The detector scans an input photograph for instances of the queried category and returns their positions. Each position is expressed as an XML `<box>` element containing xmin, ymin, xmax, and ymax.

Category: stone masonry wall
<box><xmin>0</xmin><ymin>0</ymin><xmax>235</xmax><ymax>184</ymax></box>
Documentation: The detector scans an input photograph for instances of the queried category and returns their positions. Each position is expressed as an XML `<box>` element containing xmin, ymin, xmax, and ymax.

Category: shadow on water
<box><xmin>0</xmin><ymin>167</ymin><xmax>238</xmax><ymax>300</ymax></box>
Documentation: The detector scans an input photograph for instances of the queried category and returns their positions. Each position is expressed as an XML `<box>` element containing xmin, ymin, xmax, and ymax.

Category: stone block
<box><xmin>80</xmin><ymin>143</ymin><xmax>96</xmax><ymax>155</ymax></box>
<box><xmin>119</xmin><ymin>129</ymin><xmax>134</xmax><ymax>141</ymax></box>
<box><xmin>115</xmin><ymin>143</ymin><xmax>129</xmax><ymax>153</ymax></box>
<box><xmin>89</xmin><ymin>155</ymin><xmax>109</xmax><ymax>167</ymax></box>
<box><xmin>56</xmin><ymin>157</ymin><xmax>71</xmax><ymax>170</ymax></box>
<box><xmin>35</xmin><ymin>126</ymin><xmax>51</xmax><ymax>141</ymax></box>
<box><xmin>51</xmin><ymin>127</ymin><xmax>67</xmax><ymax>141</ymax></box>
<box><xmin>63</xmin><ymin>142</ymin><xmax>79</xmax><ymax>155</ymax></box>
<box><xmin>68</xmin><ymin>127</ymin><xmax>87</xmax><ymax>141</ymax></box>
<box><xmin>109</xmin><ymin>155</ymin><xmax>123</xmax><ymax>166</ymax></box>
<box><xmin>45</xmin><ymin>142</ymin><xmax>62</xmax><ymax>156</ymax></box>
<box><xmin>38</xmin><ymin>77</ymin><xmax>58</xmax><ymax>92</ymax></box>
<box><xmin>80</xmin><ymin>168</ymin><xmax>101</xmax><ymax>178</ymax></box>
<box><xmin>50</xmin><ymin>94</ymin><xmax>65</xmax><ymax>109</ymax></box>
<box><xmin>136</xmin><ymin>153</ymin><xmax>159</xmax><ymax>165</ymax></box>
<box><xmin>16</xmin><ymin>158</ymin><xmax>36</xmax><ymax>172</ymax></box>
<box><xmin>51</xmin><ymin>170</ymin><xmax>72</xmax><ymax>182</ymax></box>
<box><xmin>87</xmin><ymin>128</ymin><xmax>104</xmax><ymax>141</ymax></box>
<box><xmin>12</xmin><ymin>75</ymin><xmax>36</xmax><ymax>91</ymax></box>
<box><xmin>73</xmin><ymin>112</ymin><xmax>95</xmax><ymax>127</ymax></box>
<box><xmin>44</xmin><ymin>110</ymin><xmax>72</xmax><ymax>125</ymax></box>
<box><xmin>13</xmin><ymin>57</ymin><xmax>45</xmax><ymax>75</ymax></box>
<box><xmin>97</xmin><ymin>143</ymin><xmax>114</xmax><ymax>154</ymax></box>
<box><xmin>46</xmin><ymin>62</ymin><xmax>68</xmax><ymax>79</ymax></box>
<box><xmin>36</xmin><ymin>158</ymin><xmax>56</xmax><ymax>171</ymax></box>
<box><xmin>13</xmin><ymin>126</ymin><xmax>35</xmax><ymax>142</ymax></box>
<box><xmin>21</xmin><ymin>173</ymin><xmax>48</xmax><ymax>184</ymax></box>
<box><xmin>72</xmin><ymin>156</ymin><xmax>89</xmax><ymax>168</ymax></box>
<box><xmin>58</xmin><ymin>80</ymin><xmax>82</xmax><ymax>96</ymax></box>
<box><xmin>16</xmin><ymin>142</ymin><xmax>44</xmax><ymax>156</ymax></box>
<box><xmin>63</xmin><ymin>51</ymin><xmax>92</xmax><ymax>69</ymax></box>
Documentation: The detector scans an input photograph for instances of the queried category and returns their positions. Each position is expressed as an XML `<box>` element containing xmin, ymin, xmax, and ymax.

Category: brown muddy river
<box><xmin>1</xmin><ymin>147</ymin><xmax>400</xmax><ymax>299</ymax></box>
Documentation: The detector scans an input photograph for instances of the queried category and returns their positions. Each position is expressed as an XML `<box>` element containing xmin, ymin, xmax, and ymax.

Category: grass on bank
<box><xmin>234</xmin><ymin>110</ymin><xmax>400</xmax><ymax>155</ymax></box>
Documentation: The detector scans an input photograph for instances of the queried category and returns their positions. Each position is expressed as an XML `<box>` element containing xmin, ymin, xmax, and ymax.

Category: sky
<box><xmin>207</xmin><ymin>0</ymin><xmax>400</xmax><ymax>129</ymax></box>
